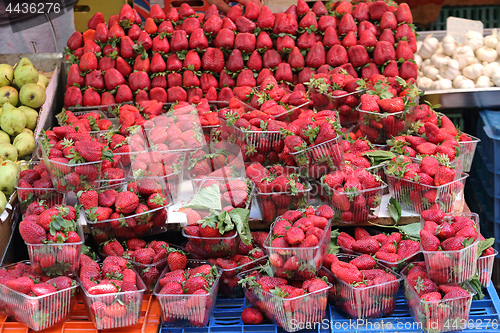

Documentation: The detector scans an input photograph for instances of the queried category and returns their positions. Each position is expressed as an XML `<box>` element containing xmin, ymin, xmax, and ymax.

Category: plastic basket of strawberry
<box><xmin>254</xmin><ymin>174</ymin><xmax>312</xmax><ymax>223</ymax></box>
<box><xmin>321</xmin><ymin>164</ymin><xmax>387</xmax><ymax>223</ymax></box>
<box><xmin>0</xmin><ymin>261</ymin><xmax>78</xmax><ymax>331</ymax></box>
<box><xmin>100</xmin><ymin>238</ymin><xmax>188</xmax><ymax>293</ymax></box>
<box><xmin>402</xmin><ymin>262</ymin><xmax>476</xmax><ymax>333</ymax></box>
<box><xmin>477</xmin><ymin>245</ymin><xmax>497</xmax><ymax>287</ymax></box>
<box><xmin>232</xmin><ymin>78</ymin><xmax>310</xmax><ymax>122</ymax></box>
<box><xmin>39</xmin><ymin>129</ymin><xmax>112</xmax><ymax>193</ymax></box>
<box><xmin>127</xmin><ymin>150</ymin><xmax>186</xmax><ymax>202</ymax></box>
<box><xmin>19</xmin><ymin>205</ymin><xmax>84</xmax><ymax>276</ymax></box>
<box><xmin>420</xmin><ymin>209</ymin><xmax>481</xmax><ymax>283</ymax></box>
<box><xmin>457</xmin><ymin>133</ymin><xmax>479</xmax><ymax>173</ymax></box>
<box><xmin>143</xmin><ymin>103</ymin><xmax>206</xmax><ymax>153</ymax></box>
<box><xmin>307</xmin><ymin>72</ymin><xmax>364</xmax><ymax>127</ymax></box>
<box><xmin>324</xmin><ymin>253</ymin><xmax>403</xmax><ymax>319</ymax></box>
<box><xmin>153</xmin><ymin>260</ymin><xmax>221</xmax><ymax>327</ymax></box>
<box><xmin>210</xmin><ymin>239</ymin><xmax>268</xmax><ymax>298</ymax></box>
<box><xmin>384</xmin><ymin>155</ymin><xmax>468</xmax><ymax>214</ymax></box>
<box><xmin>81</xmin><ymin>179</ymin><xmax>172</xmax><ymax>245</ymax></box>
<box><xmin>77</xmin><ymin>256</ymin><xmax>147</xmax><ymax>330</ymax></box>
<box><xmin>237</xmin><ymin>265</ymin><xmax>332</xmax><ymax>332</ymax></box>
<box><xmin>354</xmin><ymin>76</ymin><xmax>420</xmax><ymax>144</ymax></box>
<box><xmin>56</xmin><ymin>109</ymin><xmax>114</xmax><ymax>133</ymax></box>
<box><xmin>217</xmin><ymin>116</ymin><xmax>286</xmax><ymax>166</ymax></box>
<box><xmin>15</xmin><ymin>160</ymin><xmax>66</xmax><ymax>217</ymax></box>
<box><xmin>263</xmin><ymin>205</ymin><xmax>333</xmax><ymax>280</ymax></box>
<box><xmin>337</xmin><ymin>227</ymin><xmax>422</xmax><ymax>272</ymax></box>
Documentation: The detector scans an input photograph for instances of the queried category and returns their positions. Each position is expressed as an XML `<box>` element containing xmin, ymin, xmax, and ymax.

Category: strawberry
<box><xmin>67</xmin><ymin>31</ymin><xmax>83</xmax><ymax>50</ymax></box>
<box><xmin>420</xmin><ymin>229</ymin><xmax>440</xmax><ymax>251</ymax></box>
<box><xmin>377</xmin><ymin>97</ymin><xmax>404</xmax><ymax>113</ymax></box>
<box><xmin>19</xmin><ymin>220</ymin><xmax>46</xmax><ymax>244</ymax></box>
<box><xmin>434</xmin><ymin>166</ymin><xmax>455</xmax><ymax>186</ymax></box>
<box><xmin>5</xmin><ymin>277</ymin><xmax>35</xmax><ymax>294</ymax></box>
<box><xmin>352</xmin><ymin>238</ymin><xmax>380</xmax><ymax>255</ymax></box>
<box><xmin>241</xmin><ymin>307</ymin><xmax>263</xmax><ymax>325</ymax></box>
<box><xmin>350</xmin><ymin>254</ymin><xmax>376</xmax><ymax>270</ymax></box>
<box><xmin>115</xmin><ymin>191</ymin><xmax>139</xmax><ymax>214</ymax></box>
<box><xmin>184</xmin><ymin>276</ymin><xmax>209</xmax><ymax>294</ymax></box>
<box><xmin>306</xmin><ymin>42</ymin><xmax>326</xmax><ymax>69</ymax></box>
<box><xmin>167</xmin><ymin>250</ymin><xmax>187</xmax><ymax>271</ymax></box>
<box><xmin>79</xmin><ymin>190</ymin><xmax>98</xmax><ymax>210</ymax></box>
<box><xmin>395</xmin><ymin>3</ymin><xmax>413</xmax><ymax>24</ymax></box>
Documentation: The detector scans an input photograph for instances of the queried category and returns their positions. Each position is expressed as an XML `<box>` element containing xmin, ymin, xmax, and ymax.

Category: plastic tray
<box><xmin>326</xmin><ymin>254</ymin><xmax>403</xmax><ymax>319</ymax></box>
<box><xmin>0</xmin><ymin>262</ymin><xmax>79</xmax><ymax>331</ymax></box>
<box><xmin>458</xmin><ymin>134</ymin><xmax>480</xmax><ymax>173</ymax></box>
<box><xmin>309</xmin><ymin>89</ymin><xmax>363</xmax><ymax>127</ymax></box>
<box><xmin>78</xmin><ymin>267</ymin><xmax>146</xmax><ymax>330</ymax></box>
<box><xmin>154</xmin><ymin>260</ymin><xmax>221</xmax><ymax>327</ymax></box>
<box><xmin>263</xmin><ymin>216</ymin><xmax>332</xmax><ymax>280</ymax></box>
<box><xmin>218</xmin><ymin>255</ymin><xmax>268</xmax><ymax>297</ymax></box>
<box><xmin>25</xmin><ymin>219</ymin><xmax>84</xmax><ymax>276</ymax></box>
<box><xmin>385</xmin><ymin>170</ymin><xmax>469</xmax><ymax>214</ymax></box>
<box><xmin>159</xmin><ymin>283</ymin><xmax>500</xmax><ymax>333</ymax></box>
<box><xmin>402</xmin><ymin>265</ymin><xmax>476</xmax><ymax>333</ymax></box>
<box><xmin>478</xmin><ymin>248</ymin><xmax>498</xmax><ymax>287</ymax></box>
<box><xmin>182</xmin><ymin>227</ymin><xmax>240</xmax><ymax>259</ymax></box>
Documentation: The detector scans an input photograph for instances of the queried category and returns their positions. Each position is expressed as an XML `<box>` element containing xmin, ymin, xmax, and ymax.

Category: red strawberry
<box><xmin>306</xmin><ymin>42</ymin><xmax>326</xmax><ymax>69</ymax></box>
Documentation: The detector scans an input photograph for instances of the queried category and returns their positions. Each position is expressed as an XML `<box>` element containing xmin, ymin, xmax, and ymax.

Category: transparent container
<box><xmin>385</xmin><ymin>170</ymin><xmax>469</xmax><ymax>214</ymax></box>
<box><xmin>458</xmin><ymin>134</ymin><xmax>480</xmax><ymax>173</ymax></box>
<box><xmin>26</xmin><ymin>220</ymin><xmax>84</xmax><ymax>276</ymax></box>
<box><xmin>356</xmin><ymin>103</ymin><xmax>418</xmax><ymax>144</ymax></box>
<box><xmin>182</xmin><ymin>228</ymin><xmax>240</xmax><ymax>259</ymax></box>
<box><xmin>153</xmin><ymin>260</ymin><xmax>221</xmax><ymax>327</ymax></box>
<box><xmin>77</xmin><ymin>267</ymin><xmax>146</xmax><ymax>330</ymax></box>
<box><xmin>326</xmin><ymin>254</ymin><xmax>403</xmax><ymax>319</ymax></box>
<box><xmin>40</xmin><ymin>141</ymin><xmax>103</xmax><ymax>193</ymax></box>
<box><xmin>218</xmin><ymin>254</ymin><xmax>268</xmax><ymax>297</ymax></box>
<box><xmin>15</xmin><ymin>161</ymin><xmax>66</xmax><ymax>217</ymax></box>
<box><xmin>263</xmin><ymin>215</ymin><xmax>332</xmax><ymax>280</ymax></box>
<box><xmin>237</xmin><ymin>267</ymin><xmax>331</xmax><ymax>332</ymax></box>
<box><xmin>421</xmin><ymin>233</ymin><xmax>479</xmax><ymax>284</ymax></box>
<box><xmin>402</xmin><ymin>264</ymin><xmax>476</xmax><ymax>333</ymax></box>
<box><xmin>0</xmin><ymin>261</ymin><xmax>78</xmax><ymax>331</ymax></box>
<box><xmin>309</xmin><ymin>89</ymin><xmax>363</xmax><ymax>127</ymax></box>
<box><xmin>289</xmin><ymin>135</ymin><xmax>345</xmax><ymax>178</ymax></box>
<box><xmin>321</xmin><ymin>180</ymin><xmax>388</xmax><ymax>224</ymax></box>
<box><xmin>477</xmin><ymin>248</ymin><xmax>498</xmax><ymax>287</ymax></box>
<box><xmin>255</xmin><ymin>180</ymin><xmax>312</xmax><ymax>223</ymax></box>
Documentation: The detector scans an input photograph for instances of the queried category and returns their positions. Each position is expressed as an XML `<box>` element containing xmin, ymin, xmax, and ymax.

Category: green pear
<box><xmin>0</xmin><ymin>102</ymin><xmax>26</xmax><ymax>136</ymax></box>
<box><xmin>0</xmin><ymin>131</ymin><xmax>10</xmax><ymax>144</ymax></box>
<box><xmin>19</xmin><ymin>83</ymin><xmax>46</xmax><ymax>109</ymax></box>
<box><xmin>13</xmin><ymin>132</ymin><xmax>35</xmax><ymax>158</ymax></box>
<box><xmin>0</xmin><ymin>143</ymin><xmax>17</xmax><ymax>161</ymax></box>
<box><xmin>0</xmin><ymin>160</ymin><xmax>18</xmax><ymax>196</ymax></box>
<box><xmin>13</xmin><ymin>58</ymin><xmax>38</xmax><ymax>88</ymax></box>
<box><xmin>38</xmin><ymin>74</ymin><xmax>49</xmax><ymax>87</ymax></box>
<box><xmin>0</xmin><ymin>191</ymin><xmax>7</xmax><ymax>214</ymax></box>
<box><xmin>18</xmin><ymin>106</ymin><xmax>38</xmax><ymax>131</ymax></box>
<box><xmin>0</xmin><ymin>64</ymin><xmax>14</xmax><ymax>87</ymax></box>
<box><xmin>0</xmin><ymin>86</ymin><xmax>18</xmax><ymax>106</ymax></box>
<box><xmin>22</xmin><ymin>128</ymin><xmax>33</xmax><ymax>135</ymax></box>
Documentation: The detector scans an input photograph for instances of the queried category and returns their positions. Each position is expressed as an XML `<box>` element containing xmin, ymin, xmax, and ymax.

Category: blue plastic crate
<box><xmin>160</xmin><ymin>284</ymin><xmax>500</xmax><ymax>333</ymax></box>
<box><xmin>469</xmin><ymin>164</ymin><xmax>500</xmax><ymax>223</ymax></box>
<box><xmin>472</xmin><ymin>152</ymin><xmax>500</xmax><ymax>199</ymax></box>
<box><xmin>477</xmin><ymin>111</ymin><xmax>500</xmax><ymax>173</ymax></box>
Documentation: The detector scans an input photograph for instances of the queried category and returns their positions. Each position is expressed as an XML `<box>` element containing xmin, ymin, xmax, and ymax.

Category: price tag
<box><xmin>446</xmin><ymin>17</ymin><xmax>483</xmax><ymax>43</ymax></box>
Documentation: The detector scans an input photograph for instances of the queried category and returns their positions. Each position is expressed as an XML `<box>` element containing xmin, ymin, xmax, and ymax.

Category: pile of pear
<box><xmin>0</xmin><ymin>57</ymin><xmax>49</xmax><ymax>163</ymax></box>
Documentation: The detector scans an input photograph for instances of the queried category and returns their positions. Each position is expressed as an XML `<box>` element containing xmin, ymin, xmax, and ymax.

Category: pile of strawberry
<box><xmin>321</xmin><ymin>164</ymin><xmax>385</xmax><ymax>223</ymax></box>
<box><xmin>40</xmin><ymin>123</ymin><xmax>115</xmax><ymax>192</ymax></box>
<box><xmin>404</xmin><ymin>262</ymin><xmax>474</xmax><ymax>332</ymax></box>
<box><xmin>239</xmin><ymin>269</ymin><xmax>330</xmax><ymax>331</ymax></box>
<box><xmin>420</xmin><ymin>209</ymin><xmax>480</xmax><ymax>283</ymax></box>
<box><xmin>326</xmin><ymin>254</ymin><xmax>400</xmax><ymax>318</ymax></box>
<box><xmin>207</xmin><ymin>232</ymin><xmax>267</xmax><ymax>296</ymax></box>
<box><xmin>144</xmin><ymin>103</ymin><xmax>205</xmax><ymax>152</ymax></box>
<box><xmin>18</xmin><ymin>205</ymin><xmax>82</xmax><ymax>276</ymax></box>
<box><xmin>194</xmin><ymin>99</ymin><xmax>220</xmax><ymax>141</ymax></box>
<box><xmin>101</xmin><ymin>238</ymin><xmax>187</xmax><ymax>291</ymax></box>
<box><xmin>79</xmin><ymin>256</ymin><xmax>145</xmax><ymax>329</ymax></box>
<box><xmin>281</xmin><ymin>109</ymin><xmax>344</xmax><ymax>177</ymax></box>
<box><xmin>266</xmin><ymin>206</ymin><xmax>333</xmax><ymax>279</ymax></box>
<box><xmin>355</xmin><ymin>76</ymin><xmax>420</xmax><ymax>144</ymax></box>
<box><xmin>337</xmin><ymin>227</ymin><xmax>420</xmax><ymax>269</ymax></box>
<box><xmin>307</xmin><ymin>72</ymin><xmax>362</xmax><ymax>126</ymax></box>
<box><xmin>0</xmin><ymin>262</ymin><xmax>77</xmax><ymax>331</ymax></box>
<box><xmin>385</xmin><ymin>155</ymin><xmax>463</xmax><ymax>213</ymax></box>
<box><xmin>256</xmin><ymin>173</ymin><xmax>311</xmax><ymax>223</ymax></box>
<box><xmin>80</xmin><ymin>179</ymin><xmax>170</xmax><ymax>243</ymax></box>
<box><xmin>245</xmin><ymin>162</ymin><xmax>298</xmax><ymax>184</ymax></box>
<box><xmin>17</xmin><ymin>161</ymin><xmax>65</xmax><ymax>215</ymax></box>
<box><xmin>155</xmin><ymin>262</ymin><xmax>220</xmax><ymax>327</ymax></box>
<box><xmin>342</xmin><ymin>137</ymin><xmax>381</xmax><ymax>169</ymax></box>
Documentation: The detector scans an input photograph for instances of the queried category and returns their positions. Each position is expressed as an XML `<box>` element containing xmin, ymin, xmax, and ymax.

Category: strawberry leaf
<box><xmin>185</xmin><ymin>184</ymin><xmax>222</xmax><ymax>211</ymax></box>
<box><xmin>387</xmin><ymin>197</ymin><xmax>401</xmax><ymax>223</ymax></box>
